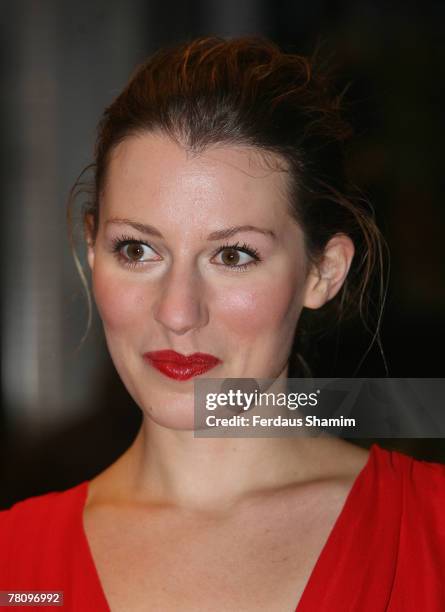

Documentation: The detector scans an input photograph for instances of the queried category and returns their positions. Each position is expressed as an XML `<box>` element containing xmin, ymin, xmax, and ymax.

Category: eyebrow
<box><xmin>106</xmin><ymin>218</ymin><xmax>276</xmax><ymax>241</ymax></box>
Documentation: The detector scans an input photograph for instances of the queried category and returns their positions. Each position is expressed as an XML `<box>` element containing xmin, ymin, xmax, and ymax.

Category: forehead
<box><xmin>102</xmin><ymin>132</ymin><xmax>293</xmax><ymax>231</ymax></box>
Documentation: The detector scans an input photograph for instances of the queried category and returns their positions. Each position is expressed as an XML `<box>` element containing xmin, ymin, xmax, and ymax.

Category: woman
<box><xmin>1</xmin><ymin>37</ymin><xmax>444</xmax><ymax>611</ymax></box>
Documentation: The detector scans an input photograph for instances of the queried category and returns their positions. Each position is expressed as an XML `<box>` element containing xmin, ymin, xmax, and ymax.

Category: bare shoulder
<box><xmin>85</xmin><ymin>445</ymin><xmax>138</xmax><ymax>508</ymax></box>
<box><xmin>284</xmin><ymin>437</ymin><xmax>371</xmax><ymax>487</ymax></box>
<box><xmin>320</xmin><ymin>438</ymin><xmax>370</xmax><ymax>479</ymax></box>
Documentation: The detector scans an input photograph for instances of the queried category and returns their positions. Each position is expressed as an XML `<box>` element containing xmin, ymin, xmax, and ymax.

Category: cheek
<box><xmin>215</xmin><ymin>274</ymin><xmax>301</xmax><ymax>337</ymax></box>
<box><xmin>92</xmin><ymin>267</ymin><xmax>147</xmax><ymax>332</ymax></box>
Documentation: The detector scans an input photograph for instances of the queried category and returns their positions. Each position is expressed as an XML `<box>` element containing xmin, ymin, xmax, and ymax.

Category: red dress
<box><xmin>1</xmin><ymin>444</ymin><xmax>444</xmax><ymax>611</ymax></box>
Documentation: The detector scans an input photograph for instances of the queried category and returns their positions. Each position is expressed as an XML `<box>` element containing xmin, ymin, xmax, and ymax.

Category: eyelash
<box><xmin>111</xmin><ymin>234</ymin><xmax>154</xmax><ymax>269</ymax></box>
<box><xmin>110</xmin><ymin>235</ymin><xmax>262</xmax><ymax>271</ymax></box>
<box><xmin>214</xmin><ymin>241</ymin><xmax>261</xmax><ymax>271</ymax></box>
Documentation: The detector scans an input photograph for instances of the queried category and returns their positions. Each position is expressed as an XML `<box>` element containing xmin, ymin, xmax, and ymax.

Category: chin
<box><xmin>137</xmin><ymin>388</ymin><xmax>199</xmax><ymax>431</ymax></box>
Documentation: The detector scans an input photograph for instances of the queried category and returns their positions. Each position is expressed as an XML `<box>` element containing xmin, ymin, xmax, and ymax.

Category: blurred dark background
<box><xmin>1</xmin><ymin>0</ymin><xmax>444</xmax><ymax>509</ymax></box>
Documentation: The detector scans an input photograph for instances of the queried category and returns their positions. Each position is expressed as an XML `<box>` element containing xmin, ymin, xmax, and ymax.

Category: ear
<box><xmin>84</xmin><ymin>213</ymin><xmax>96</xmax><ymax>271</ymax></box>
<box><xmin>303</xmin><ymin>234</ymin><xmax>354</xmax><ymax>310</ymax></box>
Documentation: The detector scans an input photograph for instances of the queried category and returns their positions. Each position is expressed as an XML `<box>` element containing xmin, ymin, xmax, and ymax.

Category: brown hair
<box><xmin>70</xmin><ymin>36</ymin><xmax>388</xmax><ymax>374</ymax></box>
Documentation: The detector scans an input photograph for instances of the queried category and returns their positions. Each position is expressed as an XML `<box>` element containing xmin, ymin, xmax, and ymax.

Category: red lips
<box><xmin>143</xmin><ymin>350</ymin><xmax>221</xmax><ymax>381</ymax></box>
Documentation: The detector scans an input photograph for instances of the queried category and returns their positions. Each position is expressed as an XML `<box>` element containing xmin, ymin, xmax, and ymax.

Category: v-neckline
<box><xmin>78</xmin><ymin>444</ymin><xmax>377</xmax><ymax>612</ymax></box>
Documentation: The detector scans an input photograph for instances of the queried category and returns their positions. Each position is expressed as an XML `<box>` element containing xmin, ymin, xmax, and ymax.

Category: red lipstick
<box><xmin>143</xmin><ymin>350</ymin><xmax>221</xmax><ymax>381</ymax></box>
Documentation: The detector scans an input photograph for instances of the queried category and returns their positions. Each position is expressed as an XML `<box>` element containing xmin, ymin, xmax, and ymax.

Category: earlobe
<box><xmin>87</xmin><ymin>243</ymin><xmax>95</xmax><ymax>270</ymax></box>
<box><xmin>84</xmin><ymin>213</ymin><xmax>96</xmax><ymax>271</ymax></box>
<box><xmin>302</xmin><ymin>234</ymin><xmax>354</xmax><ymax>310</ymax></box>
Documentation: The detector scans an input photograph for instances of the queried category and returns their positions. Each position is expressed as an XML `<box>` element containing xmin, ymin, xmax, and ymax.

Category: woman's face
<box><xmin>88</xmin><ymin>133</ymin><xmax>316</xmax><ymax>429</ymax></box>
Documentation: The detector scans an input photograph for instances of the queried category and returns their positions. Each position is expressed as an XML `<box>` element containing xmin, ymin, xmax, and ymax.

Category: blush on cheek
<box><xmin>92</xmin><ymin>269</ymin><xmax>147</xmax><ymax>331</ymax></box>
<box><xmin>218</xmin><ymin>280</ymin><xmax>297</xmax><ymax>335</ymax></box>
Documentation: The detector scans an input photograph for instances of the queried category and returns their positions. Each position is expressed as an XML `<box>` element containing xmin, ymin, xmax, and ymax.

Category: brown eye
<box><xmin>215</xmin><ymin>246</ymin><xmax>257</xmax><ymax>268</ymax></box>
<box><xmin>125</xmin><ymin>244</ymin><xmax>145</xmax><ymax>260</ymax></box>
<box><xmin>121</xmin><ymin>242</ymin><xmax>154</xmax><ymax>262</ymax></box>
<box><xmin>221</xmin><ymin>248</ymin><xmax>240</xmax><ymax>266</ymax></box>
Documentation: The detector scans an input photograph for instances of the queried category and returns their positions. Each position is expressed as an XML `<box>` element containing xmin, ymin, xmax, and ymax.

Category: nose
<box><xmin>153</xmin><ymin>262</ymin><xmax>209</xmax><ymax>335</ymax></box>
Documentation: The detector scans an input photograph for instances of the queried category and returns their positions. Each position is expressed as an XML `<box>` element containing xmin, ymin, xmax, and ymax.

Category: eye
<box><xmin>212</xmin><ymin>242</ymin><xmax>261</xmax><ymax>270</ymax></box>
<box><xmin>121</xmin><ymin>242</ymin><xmax>156</xmax><ymax>262</ymax></box>
<box><xmin>111</xmin><ymin>235</ymin><xmax>160</xmax><ymax>267</ymax></box>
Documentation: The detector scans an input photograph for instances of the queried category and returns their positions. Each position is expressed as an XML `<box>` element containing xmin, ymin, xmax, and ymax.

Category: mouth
<box><xmin>143</xmin><ymin>350</ymin><xmax>222</xmax><ymax>381</ymax></box>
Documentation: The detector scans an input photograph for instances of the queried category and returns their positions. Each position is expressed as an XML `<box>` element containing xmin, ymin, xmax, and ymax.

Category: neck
<box><xmin>95</xmin><ymin>370</ymin><xmax>364</xmax><ymax>512</ymax></box>
<box><xmin>110</xmin><ymin>422</ymin><xmax>353</xmax><ymax>513</ymax></box>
